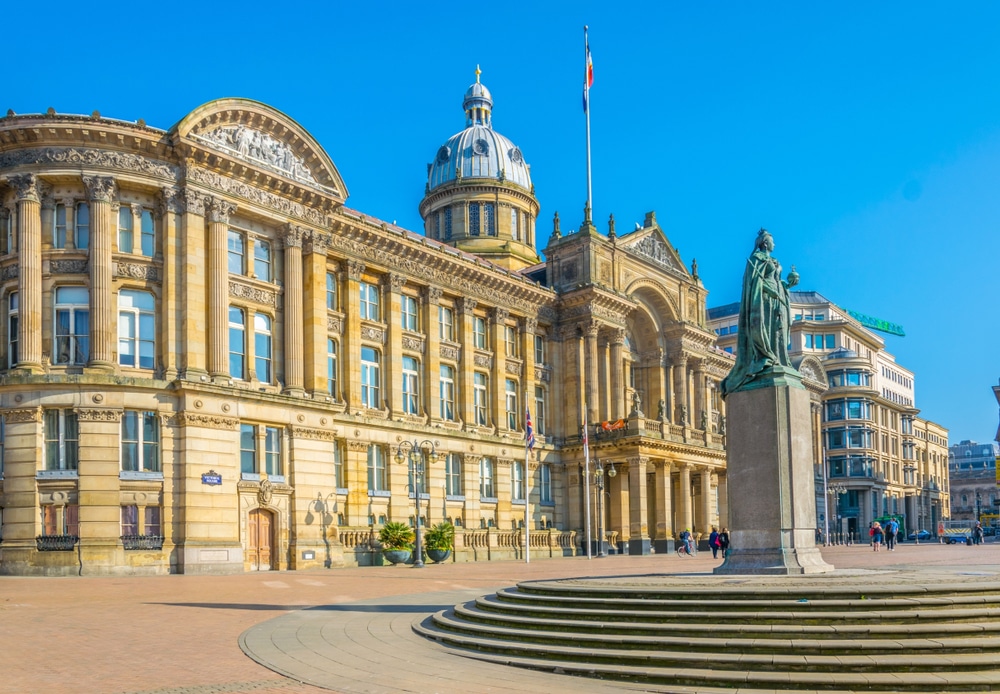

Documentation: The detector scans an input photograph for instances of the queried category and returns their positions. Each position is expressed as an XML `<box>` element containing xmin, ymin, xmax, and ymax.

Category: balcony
<box><xmin>35</xmin><ymin>534</ymin><xmax>79</xmax><ymax>551</ymax></box>
<box><xmin>121</xmin><ymin>535</ymin><xmax>165</xmax><ymax>551</ymax></box>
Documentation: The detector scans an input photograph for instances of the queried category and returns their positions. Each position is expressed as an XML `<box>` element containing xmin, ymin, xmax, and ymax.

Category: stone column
<box><xmin>609</xmin><ymin>462</ymin><xmax>629</xmax><ymax>542</ymax></box>
<box><xmin>665</xmin><ymin>362</ymin><xmax>674</xmax><ymax>423</ymax></box>
<box><xmin>694</xmin><ymin>363</ymin><xmax>706</xmax><ymax>429</ymax></box>
<box><xmin>490</xmin><ymin>308</ymin><xmax>508</xmax><ymax>430</ymax></box>
<box><xmin>344</xmin><ymin>440</ymin><xmax>370</xmax><ymax>527</ymax></box>
<box><xmin>678</xmin><ymin>463</ymin><xmax>693</xmax><ymax>533</ymax></box>
<box><xmin>519</xmin><ymin>317</ymin><xmax>537</xmax><ymax>434</ymax></box>
<box><xmin>76</xmin><ymin>408</ymin><xmax>123</xmax><ymax>574</ymax></box>
<box><xmin>673</xmin><ymin>355</ymin><xmax>688</xmax><ymax>425</ymax></box>
<box><xmin>343</xmin><ymin>260</ymin><xmax>365</xmax><ymax>411</ymax></box>
<box><xmin>0</xmin><ymin>408</ymin><xmax>42</xmax><ymax>564</ymax></box>
<box><xmin>9</xmin><ymin>175</ymin><xmax>44</xmax><ymax>372</ymax></box>
<box><xmin>83</xmin><ymin>176</ymin><xmax>117</xmax><ymax>371</ymax></box>
<box><xmin>584</xmin><ymin>320</ymin><xmax>599</xmax><ymax>426</ymax></box>
<box><xmin>610</xmin><ymin>328</ymin><xmax>625</xmax><ymax>420</ymax></box>
<box><xmin>653</xmin><ymin>460</ymin><xmax>674</xmax><ymax>553</ymax></box>
<box><xmin>179</xmin><ymin>190</ymin><xmax>208</xmax><ymax>378</ymax></box>
<box><xmin>701</xmin><ymin>467</ymin><xmax>715</xmax><ymax>534</ymax></box>
<box><xmin>423</xmin><ymin>287</ymin><xmax>443</xmax><ymax>420</ymax></box>
<box><xmin>717</xmin><ymin>470</ymin><xmax>729</xmax><ymax>530</ymax></box>
<box><xmin>207</xmin><ymin>197</ymin><xmax>236</xmax><ymax>380</ymax></box>
<box><xmin>496</xmin><ymin>457</ymin><xmax>513</xmax><ymax>527</ymax></box>
<box><xmin>385</xmin><ymin>273</ymin><xmax>405</xmax><ymax>416</ymax></box>
<box><xmin>303</xmin><ymin>236</ymin><xmax>331</xmax><ymax>397</ymax></box>
<box><xmin>158</xmin><ymin>188</ymin><xmax>184</xmax><ymax>380</ymax></box>
<box><xmin>462</xmin><ymin>453</ymin><xmax>482</xmax><ymax>529</ymax></box>
<box><xmin>456</xmin><ymin>298</ymin><xmax>477</xmax><ymax>427</ymax></box>
<box><xmin>282</xmin><ymin>225</ymin><xmax>305</xmax><ymax>395</ymax></box>
<box><xmin>627</xmin><ymin>456</ymin><xmax>651</xmax><ymax>554</ymax></box>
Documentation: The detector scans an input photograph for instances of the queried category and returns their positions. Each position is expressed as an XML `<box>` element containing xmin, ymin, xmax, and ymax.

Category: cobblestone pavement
<box><xmin>2</xmin><ymin>542</ymin><xmax>997</xmax><ymax>694</ymax></box>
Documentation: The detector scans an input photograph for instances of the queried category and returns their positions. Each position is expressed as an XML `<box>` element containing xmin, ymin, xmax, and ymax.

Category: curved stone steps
<box><xmin>447</xmin><ymin>603</ymin><xmax>1000</xmax><ymax>654</ymax></box>
<box><xmin>415</xmin><ymin>577</ymin><xmax>1000</xmax><ymax>692</ymax></box>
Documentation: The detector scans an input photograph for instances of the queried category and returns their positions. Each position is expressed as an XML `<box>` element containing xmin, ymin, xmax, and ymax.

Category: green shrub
<box><xmin>378</xmin><ymin>521</ymin><xmax>415</xmax><ymax>550</ymax></box>
<box><xmin>424</xmin><ymin>522</ymin><xmax>455</xmax><ymax>551</ymax></box>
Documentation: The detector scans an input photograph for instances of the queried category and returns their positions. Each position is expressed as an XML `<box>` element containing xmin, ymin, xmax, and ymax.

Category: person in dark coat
<box><xmin>709</xmin><ymin>527</ymin><xmax>721</xmax><ymax>559</ymax></box>
<box><xmin>718</xmin><ymin>527</ymin><xmax>730</xmax><ymax>558</ymax></box>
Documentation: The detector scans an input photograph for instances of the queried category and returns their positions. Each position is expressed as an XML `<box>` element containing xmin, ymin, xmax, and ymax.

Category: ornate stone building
<box><xmin>0</xmin><ymin>78</ymin><xmax>729</xmax><ymax>576</ymax></box>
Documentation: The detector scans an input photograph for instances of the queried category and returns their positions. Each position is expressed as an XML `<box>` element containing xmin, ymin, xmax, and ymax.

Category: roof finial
<box><xmin>475</xmin><ymin>65</ymin><xmax>481</xmax><ymax>83</ymax></box>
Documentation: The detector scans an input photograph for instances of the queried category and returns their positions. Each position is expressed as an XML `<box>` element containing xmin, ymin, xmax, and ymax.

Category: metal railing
<box><xmin>121</xmin><ymin>535</ymin><xmax>165</xmax><ymax>551</ymax></box>
<box><xmin>35</xmin><ymin>534</ymin><xmax>79</xmax><ymax>551</ymax></box>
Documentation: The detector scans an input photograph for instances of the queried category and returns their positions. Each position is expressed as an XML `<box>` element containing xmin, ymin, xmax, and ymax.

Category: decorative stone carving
<box><xmin>505</xmin><ymin>360</ymin><xmax>521</xmax><ymax>376</ymax></box>
<box><xmin>196</xmin><ymin>125</ymin><xmax>318</xmax><ymax>185</ymax></box>
<box><xmin>0</xmin><ymin>264</ymin><xmax>18</xmax><ymax>281</ymax></box>
<box><xmin>74</xmin><ymin>408</ymin><xmax>122</xmax><ymax>422</ymax></box>
<box><xmin>473</xmin><ymin>354</ymin><xmax>493</xmax><ymax>369</ymax></box>
<box><xmin>491</xmin><ymin>307</ymin><xmax>510</xmax><ymax>324</ymax></box>
<box><xmin>8</xmin><ymin>173</ymin><xmax>42</xmax><ymax>201</ymax></box>
<box><xmin>327</xmin><ymin>315</ymin><xmax>343</xmax><ymax>334</ymax></box>
<box><xmin>346</xmin><ymin>440</ymin><xmax>370</xmax><ymax>453</ymax></box>
<box><xmin>0</xmin><ymin>148</ymin><xmax>178</xmax><ymax>180</ymax></box>
<box><xmin>282</xmin><ymin>224</ymin><xmax>304</xmax><ymax>248</ymax></box>
<box><xmin>115</xmin><ymin>261</ymin><xmax>160</xmax><ymax>281</ymax></box>
<box><xmin>50</xmin><ymin>259</ymin><xmax>89</xmax><ymax>274</ymax></box>
<box><xmin>457</xmin><ymin>297</ymin><xmax>477</xmax><ymax>316</ymax></box>
<box><xmin>258</xmin><ymin>477</ymin><xmax>274</xmax><ymax>505</ymax></box>
<box><xmin>402</xmin><ymin>336</ymin><xmax>424</xmax><ymax>352</ymax></box>
<box><xmin>522</xmin><ymin>317</ymin><xmax>538</xmax><ymax>334</ymax></box>
<box><xmin>176</xmin><ymin>412</ymin><xmax>240</xmax><ymax>430</ymax></box>
<box><xmin>229</xmin><ymin>279</ymin><xmax>277</xmax><ymax>306</ymax></box>
<box><xmin>207</xmin><ymin>196</ymin><xmax>237</xmax><ymax>224</ymax></box>
<box><xmin>621</xmin><ymin>233</ymin><xmax>682</xmax><ymax>271</ymax></box>
<box><xmin>186</xmin><ymin>166</ymin><xmax>327</xmax><ymax>227</ymax></box>
<box><xmin>303</xmin><ymin>231</ymin><xmax>330</xmax><ymax>255</ymax></box>
<box><xmin>426</xmin><ymin>286</ymin><xmax>443</xmax><ymax>303</ymax></box>
<box><xmin>360</xmin><ymin>325</ymin><xmax>385</xmax><ymax>344</ymax></box>
<box><xmin>440</xmin><ymin>344</ymin><xmax>460</xmax><ymax>361</ymax></box>
<box><xmin>182</xmin><ymin>189</ymin><xmax>206</xmax><ymax>216</ymax></box>
<box><xmin>387</xmin><ymin>273</ymin><xmax>406</xmax><ymax>292</ymax></box>
<box><xmin>289</xmin><ymin>426</ymin><xmax>337</xmax><ymax>441</ymax></box>
<box><xmin>157</xmin><ymin>187</ymin><xmax>185</xmax><ymax>215</ymax></box>
<box><xmin>4</xmin><ymin>407</ymin><xmax>41</xmax><ymax>423</ymax></box>
<box><xmin>346</xmin><ymin>259</ymin><xmax>364</xmax><ymax>281</ymax></box>
<box><xmin>534</xmin><ymin>367</ymin><xmax>551</xmax><ymax>383</ymax></box>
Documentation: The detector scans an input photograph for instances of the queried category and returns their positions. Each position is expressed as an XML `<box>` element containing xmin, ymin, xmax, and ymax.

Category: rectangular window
<box><xmin>140</xmin><ymin>209</ymin><xmax>155</xmax><ymax>257</ymax></box>
<box><xmin>484</xmin><ymin>203</ymin><xmax>495</xmax><ymax>236</ymax></box>
<box><xmin>439</xmin><ymin>306</ymin><xmax>454</xmax><ymax>341</ymax></box>
<box><xmin>44</xmin><ymin>409</ymin><xmax>79</xmax><ymax>471</ymax></box>
<box><xmin>43</xmin><ymin>504</ymin><xmax>79</xmax><ymax>537</ymax></box>
<box><xmin>326</xmin><ymin>271</ymin><xmax>337</xmax><ymax>310</ymax></box>
<box><xmin>254</xmin><ymin>314</ymin><xmax>272</xmax><ymax>383</ymax></box>
<box><xmin>504</xmin><ymin>325</ymin><xmax>517</xmax><ymax>357</ymax></box>
<box><xmin>145</xmin><ymin>506</ymin><xmax>161</xmax><ymax>536</ymax></box>
<box><xmin>825</xmin><ymin>334</ymin><xmax>836</xmax><ymax>349</ymax></box>
<box><xmin>805</xmin><ymin>334</ymin><xmax>814</xmax><ymax>349</ymax></box>
<box><xmin>327</xmin><ymin>339</ymin><xmax>338</xmax><ymax>397</ymax></box>
<box><xmin>445</xmin><ymin>453</ymin><xmax>463</xmax><ymax>496</ymax></box>
<box><xmin>118</xmin><ymin>206</ymin><xmax>133</xmax><ymax>253</ymax></box>
<box><xmin>539</xmin><ymin>463</ymin><xmax>552</xmax><ymax>503</ymax></box>
<box><xmin>505</xmin><ymin>379</ymin><xmax>518</xmax><ymax>430</ymax></box>
<box><xmin>534</xmin><ymin>387</ymin><xmax>547</xmax><ymax>436</ymax></box>
<box><xmin>361</xmin><ymin>346</ymin><xmax>381</xmax><ymax>409</ymax></box>
<box><xmin>479</xmin><ymin>457</ymin><xmax>495</xmax><ymax>499</ymax></box>
<box><xmin>333</xmin><ymin>441</ymin><xmax>345</xmax><ymax>488</ymax></box>
<box><xmin>264</xmin><ymin>426</ymin><xmax>281</xmax><ymax>477</ymax></box>
<box><xmin>469</xmin><ymin>202</ymin><xmax>480</xmax><ymax>236</ymax></box>
<box><xmin>254</xmin><ymin>240</ymin><xmax>271</xmax><ymax>281</ymax></box>
<box><xmin>227</xmin><ymin>231</ymin><xmax>245</xmax><ymax>274</ymax></box>
<box><xmin>401</xmin><ymin>295</ymin><xmax>418</xmax><ymax>331</ymax></box>
<box><xmin>511</xmin><ymin>461</ymin><xmax>524</xmax><ymax>501</ymax></box>
<box><xmin>54</xmin><ymin>287</ymin><xmax>90</xmax><ymax>365</ymax></box>
<box><xmin>121</xmin><ymin>505</ymin><xmax>139</xmax><ymax>536</ymax></box>
<box><xmin>75</xmin><ymin>202</ymin><xmax>90</xmax><ymax>250</ymax></box>
<box><xmin>367</xmin><ymin>444</ymin><xmax>387</xmax><ymax>492</ymax></box>
<box><xmin>54</xmin><ymin>203</ymin><xmax>67</xmax><ymax>249</ymax></box>
<box><xmin>240</xmin><ymin>424</ymin><xmax>256</xmax><ymax>474</ymax></box>
<box><xmin>473</xmin><ymin>316</ymin><xmax>487</xmax><ymax>349</ymax></box>
<box><xmin>510</xmin><ymin>208</ymin><xmax>519</xmax><ymax>241</ymax></box>
<box><xmin>402</xmin><ymin>356</ymin><xmax>420</xmax><ymax>415</ymax></box>
<box><xmin>8</xmin><ymin>291</ymin><xmax>18</xmax><ymax>368</ymax></box>
<box><xmin>229</xmin><ymin>307</ymin><xmax>245</xmax><ymax>379</ymax></box>
<box><xmin>827</xmin><ymin>428</ymin><xmax>845</xmax><ymax>450</ymax></box>
<box><xmin>440</xmin><ymin>364</ymin><xmax>456</xmax><ymax>420</ymax></box>
<box><xmin>473</xmin><ymin>372</ymin><xmax>488</xmax><ymax>425</ymax></box>
<box><xmin>359</xmin><ymin>282</ymin><xmax>380</xmax><ymax>321</ymax></box>
<box><xmin>118</xmin><ymin>289</ymin><xmax>155</xmax><ymax>369</ymax></box>
<box><xmin>121</xmin><ymin>411</ymin><xmax>160</xmax><ymax>472</ymax></box>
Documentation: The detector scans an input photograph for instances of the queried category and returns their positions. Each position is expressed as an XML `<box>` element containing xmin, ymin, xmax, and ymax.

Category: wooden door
<box><xmin>248</xmin><ymin>509</ymin><xmax>273</xmax><ymax>571</ymax></box>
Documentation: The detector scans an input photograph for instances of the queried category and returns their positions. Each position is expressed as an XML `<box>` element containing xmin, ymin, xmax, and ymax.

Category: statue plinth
<box><xmin>714</xmin><ymin>380</ymin><xmax>833</xmax><ymax>575</ymax></box>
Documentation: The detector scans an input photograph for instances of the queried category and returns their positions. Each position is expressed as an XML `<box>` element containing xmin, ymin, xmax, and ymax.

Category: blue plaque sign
<box><xmin>201</xmin><ymin>470</ymin><xmax>222</xmax><ymax>486</ymax></box>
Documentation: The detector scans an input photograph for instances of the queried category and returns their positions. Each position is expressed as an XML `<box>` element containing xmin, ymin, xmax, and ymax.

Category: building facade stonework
<box><xmin>0</xmin><ymin>87</ymin><xmax>731</xmax><ymax>576</ymax></box>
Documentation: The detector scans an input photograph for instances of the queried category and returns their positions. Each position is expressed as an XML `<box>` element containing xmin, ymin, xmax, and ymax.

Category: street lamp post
<box><xmin>313</xmin><ymin>491</ymin><xmax>338</xmax><ymax>568</ymax></box>
<box><xmin>593</xmin><ymin>461</ymin><xmax>617</xmax><ymax>557</ymax></box>
<box><xmin>827</xmin><ymin>483</ymin><xmax>847</xmax><ymax>544</ymax></box>
<box><xmin>394</xmin><ymin>439</ymin><xmax>439</xmax><ymax>568</ymax></box>
<box><xmin>976</xmin><ymin>491</ymin><xmax>982</xmax><ymax>525</ymax></box>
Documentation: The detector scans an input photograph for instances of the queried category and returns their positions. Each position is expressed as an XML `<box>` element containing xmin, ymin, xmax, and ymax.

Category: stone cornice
<box><xmin>176</xmin><ymin>412</ymin><xmax>240</xmax><ymax>430</ymax></box>
<box><xmin>1</xmin><ymin>147</ymin><xmax>179</xmax><ymax>182</ymax></box>
<box><xmin>289</xmin><ymin>425</ymin><xmax>337</xmax><ymax>441</ymax></box>
<box><xmin>4</xmin><ymin>406</ymin><xmax>41</xmax><ymax>423</ymax></box>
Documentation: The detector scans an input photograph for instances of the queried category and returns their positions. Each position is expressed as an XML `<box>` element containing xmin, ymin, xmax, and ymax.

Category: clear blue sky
<box><xmin>5</xmin><ymin>1</ymin><xmax>998</xmax><ymax>444</ymax></box>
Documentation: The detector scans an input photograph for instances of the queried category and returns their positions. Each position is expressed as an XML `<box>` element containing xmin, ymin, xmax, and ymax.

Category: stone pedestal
<box><xmin>714</xmin><ymin>381</ymin><xmax>833</xmax><ymax>575</ymax></box>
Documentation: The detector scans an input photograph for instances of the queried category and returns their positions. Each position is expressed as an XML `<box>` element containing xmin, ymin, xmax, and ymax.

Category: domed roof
<box><xmin>427</xmin><ymin>67</ymin><xmax>532</xmax><ymax>193</ymax></box>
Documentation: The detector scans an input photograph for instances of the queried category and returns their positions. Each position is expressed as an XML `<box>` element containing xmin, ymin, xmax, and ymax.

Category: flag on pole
<box><xmin>583</xmin><ymin>30</ymin><xmax>594</xmax><ymax>113</ymax></box>
<box><xmin>525</xmin><ymin>406</ymin><xmax>535</xmax><ymax>451</ymax></box>
<box><xmin>586</xmin><ymin>36</ymin><xmax>594</xmax><ymax>88</ymax></box>
<box><xmin>582</xmin><ymin>412</ymin><xmax>589</xmax><ymax>448</ymax></box>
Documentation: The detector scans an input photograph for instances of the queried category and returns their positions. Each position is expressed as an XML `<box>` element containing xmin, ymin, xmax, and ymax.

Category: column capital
<box><xmin>386</xmin><ymin>273</ymin><xmax>406</xmax><ymax>293</ymax></box>
<box><xmin>81</xmin><ymin>175</ymin><xmax>117</xmax><ymax>203</ymax></box>
<box><xmin>7</xmin><ymin>173</ymin><xmax>43</xmax><ymax>202</ymax></box>
<box><xmin>456</xmin><ymin>297</ymin><xmax>477</xmax><ymax>316</ymax></box>
<box><xmin>282</xmin><ymin>223</ymin><xmax>305</xmax><ymax>248</ymax></box>
<box><xmin>491</xmin><ymin>307</ymin><xmax>509</xmax><ymax>324</ymax></box>
<box><xmin>157</xmin><ymin>186</ymin><xmax>185</xmax><ymax>215</ymax></box>
<box><xmin>425</xmin><ymin>285</ymin><xmax>444</xmax><ymax>303</ymax></box>
<box><xmin>610</xmin><ymin>327</ymin><xmax>626</xmax><ymax>345</ymax></box>
<box><xmin>304</xmin><ymin>230</ymin><xmax>331</xmax><ymax>255</ymax></box>
<box><xmin>206</xmin><ymin>196</ymin><xmax>236</xmax><ymax>224</ymax></box>
<box><xmin>521</xmin><ymin>316</ymin><xmax>538</xmax><ymax>334</ymax></box>
<box><xmin>583</xmin><ymin>320</ymin><xmax>600</xmax><ymax>338</ymax></box>
<box><xmin>346</xmin><ymin>259</ymin><xmax>365</xmax><ymax>280</ymax></box>
<box><xmin>182</xmin><ymin>188</ymin><xmax>207</xmax><ymax>216</ymax></box>
<box><xmin>346</xmin><ymin>439</ymin><xmax>370</xmax><ymax>453</ymax></box>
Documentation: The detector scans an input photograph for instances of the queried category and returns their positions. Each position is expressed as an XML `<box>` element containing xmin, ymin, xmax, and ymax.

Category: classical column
<box><xmin>343</xmin><ymin>260</ymin><xmax>365</xmax><ymax>411</ymax></box>
<box><xmin>179</xmin><ymin>190</ymin><xmax>208</xmax><ymax>378</ymax></box>
<box><xmin>207</xmin><ymin>197</ymin><xmax>236</xmax><ymax>380</ymax></box>
<box><xmin>610</xmin><ymin>328</ymin><xmax>625</xmax><ymax>420</ymax></box>
<box><xmin>627</xmin><ymin>456</ymin><xmax>651</xmax><ymax>555</ymax></box>
<box><xmin>423</xmin><ymin>286</ymin><xmax>443</xmax><ymax>420</ymax></box>
<box><xmin>490</xmin><ymin>307</ymin><xmax>508</xmax><ymax>430</ymax></box>
<box><xmin>519</xmin><ymin>317</ymin><xmax>538</xmax><ymax>431</ymax></box>
<box><xmin>9</xmin><ymin>175</ymin><xmax>43</xmax><ymax>372</ymax></box>
<box><xmin>584</xmin><ymin>320</ymin><xmax>599</xmax><ymax>425</ymax></box>
<box><xmin>282</xmin><ymin>225</ymin><xmax>305</xmax><ymax>395</ymax></box>
<box><xmin>344</xmin><ymin>440</ymin><xmax>370</xmax><ymax>527</ymax></box>
<box><xmin>678</xmin><ymin>463</ymin><xmax>693</xmax><ymax>533</ymax></box>
<box><xmin>717</xmin><ymin>470</ymin><xmax>729</xmax><ymax>530</ymax></box>
<box><xmin>456</xmin><ymin>297</ymin><xmax>477</xmax><ymax>427</ymax></box>
<box><xmin>157</xmin><ymin>188</ymin><xmax>184</xmax><ymax>380</ymax></box>
<box><xmin>303</xmin><ymin>235</ymin><xmax>331</xmax><ymax>397</ymax></box>
<box><xmin>673</xmin><ymin>355</ymin><xmax>688</xmax><ymax>425</ymax></box>
<box><xmin>85</xmin><ymin>176</ymin><xmax>116</xmax><ymax>370</ymax></box>
<box><xmin>462</xmin><ymin>453</ymin><xmax>482</xmax><ymax>529</ymax></box>
<box><xmin>701</xmin><ymin>467</ymin><xmax>715</xmax><ymax>534</ymax></box>
<box><xmin>385</xmin><ymin>273</ymin><xmax>405</xmax><ymax>416</ymax></box>
<box><xmin>653</xmin><ymin>460</ymin><xmax>675</xmax><ymax>552</ymax></box>
<box><xmin>694</xmin><ymin>362</ymin><xmax>706</xmax><ymax>429</ymax></box>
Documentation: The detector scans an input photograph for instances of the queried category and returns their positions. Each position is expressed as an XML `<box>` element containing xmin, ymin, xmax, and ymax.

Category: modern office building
<box><xmin>709</xmin><ymin>291</ymin><xmax>949</xmax><ymax>540</ymax></box>
<box><xmin>0</xmin><ymin>75</ymin><xmax>732</xmax><ymax>575</ymax></box>
<box><xmin>947</xmin><ymin>439</ymin><xmax>998</xmax><ymax>523</ymax></box>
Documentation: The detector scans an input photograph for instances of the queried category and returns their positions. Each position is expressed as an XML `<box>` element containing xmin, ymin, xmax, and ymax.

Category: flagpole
<box><xmin>583</xmin><ymin>410</ymin><xmax>592</xmax><ymax>559</ymax></box>
<box><xmin>584</xmin><ymin>25</ymin><xmax>593</xmax><ymax>221</ymax></box>
<box><xmin>524</xmin><ymin>442</ymin><xmax>531</xmax><ymax>563</ymax></box>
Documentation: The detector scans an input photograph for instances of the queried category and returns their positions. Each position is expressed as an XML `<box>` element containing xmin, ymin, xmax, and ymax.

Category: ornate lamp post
<box><xmin>394</xmin><ymin>439</ymin><xmax>439</xmax><ymax>568</ymax></box>
<box><xmin>593</xmin><ymin>461</ymin><xmax>617</xmax><ymax>557</ymax></box>
<box><xmin>827</xmin><ymin>483</ymin><xmax>847</xmax><ymax>543</ymax></box>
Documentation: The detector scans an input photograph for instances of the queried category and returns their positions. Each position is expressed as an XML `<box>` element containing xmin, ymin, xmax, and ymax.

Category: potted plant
<box><xmin>424</xmin><ymin>522</ymin><xmax>455</xmax><ymax>563</ymax></box>
<box><xmin>377</xmin><ymin>521</ymin><xmax>414</xmax><ymax>565</ymax></box>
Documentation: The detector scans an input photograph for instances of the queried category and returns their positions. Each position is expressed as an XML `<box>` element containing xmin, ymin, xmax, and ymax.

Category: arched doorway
<box><xmin>248</xmin><ymin>509</ymin><xmax>275</xmax><ymax>571</ymax></box>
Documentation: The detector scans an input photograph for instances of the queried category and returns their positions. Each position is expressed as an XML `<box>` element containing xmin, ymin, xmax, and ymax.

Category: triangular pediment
<box><xmin>617</xmin><ymin>224</ymin><xmax>687</xmax><ymax>275</ymax></box>
<box><xmin>171</xmin><ymin>98</ymin><xmax>348</xmax><ymax>202</ymax></box>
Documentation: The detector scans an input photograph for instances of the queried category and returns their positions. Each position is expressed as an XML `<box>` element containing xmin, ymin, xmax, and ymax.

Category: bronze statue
<box><xmin>720</xmin><ymin>228</ymin><xmax>799</xmax><ymax>397</ymax></box>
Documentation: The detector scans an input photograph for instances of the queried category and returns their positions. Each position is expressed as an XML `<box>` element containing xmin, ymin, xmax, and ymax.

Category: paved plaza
<box><xmin>2</xmin><ymin>542</ymin><xmax>998</xmax><ymax>694</ymax></box>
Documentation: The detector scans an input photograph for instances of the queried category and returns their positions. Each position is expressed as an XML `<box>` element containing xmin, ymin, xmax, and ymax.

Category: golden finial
<box><xmin>475</xmin><ymin>65</ymin><xmax>481</xmax><ymax>83</ymax></box>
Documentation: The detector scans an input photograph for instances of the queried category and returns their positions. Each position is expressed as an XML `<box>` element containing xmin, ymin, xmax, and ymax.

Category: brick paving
<box><xmin>1</xmin><ymin>541</ymin><xmax>998</xmax><ymax>694</ymax></box>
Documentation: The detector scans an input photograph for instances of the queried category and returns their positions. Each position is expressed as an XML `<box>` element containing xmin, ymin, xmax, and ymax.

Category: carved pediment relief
<box><xmin>196</xmin><ymin>125</ymin><xmax>318</xmax><ymax>186</ymax></box>
<box><xmin>618</xmin><ymin>230</ymin><xmax>684</xmax><ymax>273</ymax></box>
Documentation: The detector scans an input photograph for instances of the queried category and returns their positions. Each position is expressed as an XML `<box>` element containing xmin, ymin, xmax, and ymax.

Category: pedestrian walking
<box><xmin>709</xmin><ymin>527</ymin><xmax>721</xmax><ymax>559</ymax></box>
<box><xmin>871</xmin><ymin>521</ymin><xmax>883</xmax><ymax>552</ymax></box>
<box><xmin>885</xmin><ymin>518</ymin><xmax>898</xmax><ymax>551</ymax></box>
<box><xmin>719</xmin><ymin>527</ymin><xmax>730</xmax><ymax>558</ymax></box>
<box><xmin>974</xmin><ymin>521</ymin><xmax>985</xmax><ymax>546</ymax></box>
